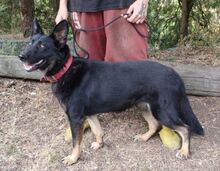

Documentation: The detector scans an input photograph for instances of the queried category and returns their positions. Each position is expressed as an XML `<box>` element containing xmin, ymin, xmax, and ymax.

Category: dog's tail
<box><xmin>180</xmin><ymin>95</ymin><xmax>204</xmax><ymax>136</ymax></box>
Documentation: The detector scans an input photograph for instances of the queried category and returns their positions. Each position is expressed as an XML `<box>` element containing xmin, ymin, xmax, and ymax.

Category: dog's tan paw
<box><xmin>62</xmin><ymin>154</ymin><xmax>79</xmax><ymax>165</ymax></box>
<box><xmin>134</xmin><ymin>134</ymin><xmax>149</xmax><ymax>142</ymax></box>
<box><xmin>175</xmin><ymin>150</ymin><xmax>190</xmax><ymax>160</ymax></box>
<box><xmin>91</xmin><ymin>142</ymin><xmax>103</xmax><ymax>150</ymax></box>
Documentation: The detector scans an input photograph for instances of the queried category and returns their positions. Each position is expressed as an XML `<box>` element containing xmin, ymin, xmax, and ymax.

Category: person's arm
<box><xmin>55</xmin><ymin>0</ymin><xmax>69</xmax><ymax>24</ymax></box>
<box><xmin>125</xmin><ymin>0</ymin><xmax>149</xmax><ymax>24</ymax></box>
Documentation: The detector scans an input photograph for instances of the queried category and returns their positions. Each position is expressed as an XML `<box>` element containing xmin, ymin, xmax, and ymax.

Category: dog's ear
<box><xmin>31</xmin><ymin>18</ymin><xmax>44</xmax><ymax>36</ymax></box>
<box><xmin>50</xmin><ymin>20</ymin><xmax>69</xmax><ymax>49</ymax></box>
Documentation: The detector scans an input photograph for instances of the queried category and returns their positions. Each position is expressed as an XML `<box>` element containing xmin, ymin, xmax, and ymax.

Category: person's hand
<box><xmin>55</xmin><ymin>6</ymin><xmax>68</xmax><ymax>24</ymax></box>
<box><xmin>125</xmin><ymin>0</ymin><xmax>148</xmax><ymax>24</ymax></box>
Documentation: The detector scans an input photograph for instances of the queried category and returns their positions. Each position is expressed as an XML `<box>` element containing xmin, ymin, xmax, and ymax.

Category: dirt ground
<box><xmin>0</xmin><ymin>47</ymin><xmax>220</xmax><ymax>171</ymax></box>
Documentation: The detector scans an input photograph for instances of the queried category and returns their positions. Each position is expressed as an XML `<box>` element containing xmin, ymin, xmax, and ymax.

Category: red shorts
<box><xmin>70</xmin><ymin>9</ymin><xmax>148</xmax><ymax>62</ymax></box>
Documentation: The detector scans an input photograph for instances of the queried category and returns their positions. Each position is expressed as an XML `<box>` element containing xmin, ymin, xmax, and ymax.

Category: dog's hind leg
<box><xmin>134</xmin><ymin>103</ymin><xmax>160</xmax><ymax>142</ymax></box>
<box><xmin>87</xmin><ymin>115</ymin><xmax>104</xmax><ymax>150</ymax></box>
<box><xmin>174</xmin><ymin>126</ymin><xmax>190</xmax><ymax>159</ymax></box>
<box><xmin>155</xmin><ymin>101</ymin><xmax>190</xmax><ymax>159</ymax></box>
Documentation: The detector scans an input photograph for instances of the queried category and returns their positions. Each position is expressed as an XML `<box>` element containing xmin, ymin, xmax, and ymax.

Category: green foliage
<box><xmin>0</xmin><ymin>0</ymin><xmax>21</xmax><ymax>34</ymax></box>
<box><xmin>186</xmin><ymin>0</ymin><xmax>220</xmax><ymax>47</ymax></box>
<box><xmin>0</xmin><ymin>40</ymin><xmax>28</xmax><ymax>55</ymax></box>
<box><xmin>148</xmin><ymin>0</ymin><xmax>220</xmax><ymax>49</ymax></box>
<box><xmin>34</xmin><ymin>0</ymin><xmax>56</xmax><ymax>34</ymax></box>
<box><xmin>148</xmin><ymin>0</ymin><xmax>181</xmax><ymax>49</ymax></box>
<box><xmin>0</xmin><ymin>0</ymin><xmax>219</xmax><ymax>50</ymax></box>
<box><xmin>0</xmin><ymin>1</ymin><xmax>10</xmax><ymax>33</ymax></box>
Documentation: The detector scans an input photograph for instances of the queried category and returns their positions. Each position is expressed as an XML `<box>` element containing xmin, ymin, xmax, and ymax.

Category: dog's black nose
<box><xmin>18</xmin><ymin>54</ymin><xmax>27</xmax><ymax>61</ymax></box>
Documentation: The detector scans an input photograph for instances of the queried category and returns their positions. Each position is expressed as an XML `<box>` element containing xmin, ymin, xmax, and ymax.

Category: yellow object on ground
<box><xmin>159</xmin><ymin>125</ymin><xmax>181</xmax><ymax>150</ymax></box>
<box><xmin>64</xmin><ymin>120</ymin><xmax>90</xmax><ymax>143</ymax></box>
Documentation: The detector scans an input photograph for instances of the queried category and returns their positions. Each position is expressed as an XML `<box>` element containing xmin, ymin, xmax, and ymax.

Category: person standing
<box><xmin>55</xmin><ymin>0</ymin><xmax>149</xmax><ymax>62</ymax></box>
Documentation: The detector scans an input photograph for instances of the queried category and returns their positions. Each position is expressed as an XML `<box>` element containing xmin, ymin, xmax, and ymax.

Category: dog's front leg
<box><xmin>62</xmin><ymin>114</ymin><xmax>85</xmax><ymax>165</ymax></box>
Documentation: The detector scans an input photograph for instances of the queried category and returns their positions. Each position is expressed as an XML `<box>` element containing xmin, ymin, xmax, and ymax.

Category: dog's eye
<box><xmin>40</xmin><ymin>44</ymin><xmax>45</xmax><ymax>48</ymax></box>
<box><xmin>39</xmin><ymin>44</ymin><xmax>46</xmax><ymax>48</ymax></box>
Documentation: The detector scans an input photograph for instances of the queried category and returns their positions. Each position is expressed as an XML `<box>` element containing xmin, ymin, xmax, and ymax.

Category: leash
<box><xmin>73</xmin><ymin>13</ymin><xmax>148</xmax><ymax>59</ymax></box>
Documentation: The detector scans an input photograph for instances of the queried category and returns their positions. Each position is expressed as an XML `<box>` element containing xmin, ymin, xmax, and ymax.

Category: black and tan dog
<box><xmin>18</xmin><ymin>19</ymin><xmax>204</xmax><ymax>165</ymax></box>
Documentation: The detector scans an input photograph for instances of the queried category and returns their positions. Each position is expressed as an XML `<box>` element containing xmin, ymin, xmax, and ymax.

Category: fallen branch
<box><xmin>1</xmin><ymin>55</ymin><xmax>220</xmax><ymax>96</ymax></box>
<box><xmin>160</xmin><ymin>61</ymin><xmax>220</xmax><ymax>96</ymax></box>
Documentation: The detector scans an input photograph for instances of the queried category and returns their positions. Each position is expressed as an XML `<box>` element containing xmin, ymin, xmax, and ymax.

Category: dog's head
<box><xmin>18</xmin><ymin>19</ymin><xmax>69</xmax><ymax>73</ymax></box>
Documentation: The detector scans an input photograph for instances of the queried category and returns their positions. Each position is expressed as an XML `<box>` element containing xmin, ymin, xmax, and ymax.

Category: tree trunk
<box><xmin>179</xmin><ymin>0</ymin><xmax>194</xmax><ymax>41</ymax></box>
<box><xmin>19</xmin><ymin>0</ymin><xmax>34</xmax><ymax>35</ymax></box>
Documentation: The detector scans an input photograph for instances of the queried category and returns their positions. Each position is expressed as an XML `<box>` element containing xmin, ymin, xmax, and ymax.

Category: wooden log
<box><xmin>0</xmin><ymin>55</ymin><xmax>220</xmax><ymax>96</ymax></box>
<box><xmin>160</xmin><ymin>61</ymin><xmax>220</xmax><ymax>96</ymax></box>
<box><xmin>0</xmin><ymin>55</ymin><xmax>41</xmax><ymax>80</ymax></box>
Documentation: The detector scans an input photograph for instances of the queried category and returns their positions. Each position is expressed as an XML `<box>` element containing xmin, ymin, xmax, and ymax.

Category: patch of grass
<box><xmin>0</xmin><ymin>40</ymin><xmax>28</xmax><ymax>56</ymax></box>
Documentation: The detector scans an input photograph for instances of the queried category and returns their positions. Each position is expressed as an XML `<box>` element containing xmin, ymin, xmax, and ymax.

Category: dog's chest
<box><xmin>51</xmin><ymin>83</ymin><xmax>70</xmax><ymax>112</ymax></box>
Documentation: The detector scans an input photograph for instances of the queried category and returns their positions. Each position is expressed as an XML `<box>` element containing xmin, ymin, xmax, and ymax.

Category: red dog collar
<box><xmin>41</xmin><ymin>56</ymin><xmax>73</xmax><ymax>82</ymax></box>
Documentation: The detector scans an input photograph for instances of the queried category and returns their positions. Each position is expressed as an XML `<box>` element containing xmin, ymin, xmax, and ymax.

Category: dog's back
<box><xmin>74</xmin><ymin>59</ymin><xmax>183</xmax><ymax>112</ymax></box>
<box><xmin>77</xmin><ymin>59</ymin><xmax>204</xmax><ymax>135</ymax></box>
